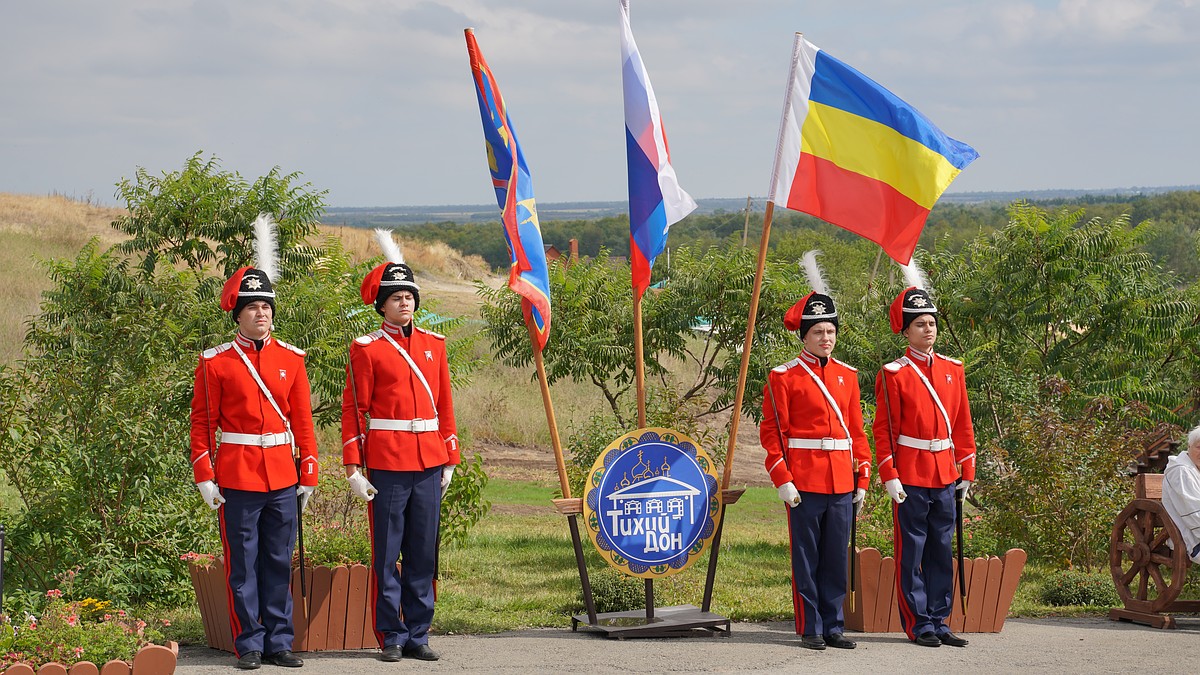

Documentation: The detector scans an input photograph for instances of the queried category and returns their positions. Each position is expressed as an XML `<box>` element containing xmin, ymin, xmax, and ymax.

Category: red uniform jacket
<box><xmin>341</xmin><ymin>322</ymin><xmax>460</xmax><ymax>471</ymax></box>
<box><xmin>189</xmin><ymin>333</ymin><xmax>319</xmax><ymax>492</ymax></box>
<box><xmin>761</xmin><ymin>350</ymin><xmax>871</xmax><ymax>495</ymax></box>
<box><xmin>872</xmin><ymin>346</ymin><xmax>977</xmax><ymax>489</ymax></box>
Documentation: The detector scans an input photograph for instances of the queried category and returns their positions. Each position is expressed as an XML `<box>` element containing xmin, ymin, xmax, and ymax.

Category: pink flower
<box><xmin>45</xmin><ymin>589</ymin><xmax>63</xmax><ymax>599</ymax></box>
<box><xmin>66</xmin><ymin>614</ymin><xmax>79</xmax><ymax>627</ymax></box>
<box><xmin>103</xmin><ymin>614</ymin><xmax>112</xmax><ymax>621</ymax></box>
<box><xmin>117</xmin><ymin>610</ymin><xmax>126</xmax><ymax>618</ymax></box>
<box><xmin>161</xmin><ymin>619</ymin><xmax>171</xmax><ymax>626</ymax></box>
<box><xmin>73</xmin><ymin>647</ymin><xmax>84</xmax><ymax>657</ymax></box>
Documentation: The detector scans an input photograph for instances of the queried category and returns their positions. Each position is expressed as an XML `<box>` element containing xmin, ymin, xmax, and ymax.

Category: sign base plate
<box><xmin>571</xmin><ymin>604</ymin><xmax>730</xmax><ymax>639</ymax></box>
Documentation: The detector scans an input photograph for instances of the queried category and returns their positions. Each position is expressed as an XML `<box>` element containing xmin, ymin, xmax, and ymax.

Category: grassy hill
<box><xmin>0</xmin><ymin>193</ymin><xmax>495</xmax><ymax>364</ymax></box>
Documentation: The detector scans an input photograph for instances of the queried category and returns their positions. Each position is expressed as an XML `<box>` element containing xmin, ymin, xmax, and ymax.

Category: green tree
<box><xmin>928</xmin><ymin>203</ymin><xmax>1197</xmax><ymax>566</ymax></box>
<box><xmin>0</xmin><ymin>154</ymin><xmax>486</xmax><ymax>605</ymax></box>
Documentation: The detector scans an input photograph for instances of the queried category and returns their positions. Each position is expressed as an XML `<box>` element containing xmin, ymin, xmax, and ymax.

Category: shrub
<box><xmin>585</xmin><ymin>568</ymin><xmax>645</xmax><ymax>614</ymax></box>
<box><xmin>1039</xmin><ymin>569</ymin><xmax>1119</xmax><ymax>607</ymax></box>
<box><xmin>0</xmin><ymin>590</ymin><xmax>165</xmax><ymax>669</ymax></box>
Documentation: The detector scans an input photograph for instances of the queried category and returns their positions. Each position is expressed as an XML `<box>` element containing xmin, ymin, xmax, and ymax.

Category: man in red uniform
<box><xmin>190</xmin><ymin>261</ymin><xmax>318</xmax><ymax>670</ymax></box>
<box><xmin>872</xmin><ymin>265</ymin><xmax>976</xmax><ymax>648</ymax></box>
<box><xmin>761</xmin><ymin>251</ymin><xmax>871</xmax><ymax>651</ymax></box>
<box><xmin>341</xmin><ymin>238</ymin><xmax>459</xmax><ymax>663</ymax></box>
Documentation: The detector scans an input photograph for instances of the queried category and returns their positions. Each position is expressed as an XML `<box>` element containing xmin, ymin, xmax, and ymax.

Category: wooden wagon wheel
<box><xmin>1109</xmin><ymin>498</ymin><xmax>1190</xmax><ymax>613</ymax></box>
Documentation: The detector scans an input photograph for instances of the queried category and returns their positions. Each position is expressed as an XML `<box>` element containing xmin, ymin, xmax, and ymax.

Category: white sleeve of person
<box><xmin>1163</xmin><ymin>456</ymin><xmax>1200</xmax><ymax>562</ymax></box>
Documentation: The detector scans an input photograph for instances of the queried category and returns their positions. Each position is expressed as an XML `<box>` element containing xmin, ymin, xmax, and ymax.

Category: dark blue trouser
<box><xmin>368</xmin><ymin>466</ymin><xmax>441</xmax><ymax>649</ymax></box>
<box><xmin>786</xmin><ymin>490</ymin><xmax>852</xmax><ymax>637</ymax></box>
<box><xmin>219</xmin><ymin>487</ymin><xmax>297</xmax><ymax>657</ymax></box>
<box><xmin>893</xmin><ymin>483</ymin><xmax>956</xmax><ymax>639</ymax></box>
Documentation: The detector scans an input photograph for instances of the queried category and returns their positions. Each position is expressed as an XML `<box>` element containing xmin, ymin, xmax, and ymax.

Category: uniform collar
<box><xmin>905</xmin><ymin>346</ymin><xmax>933</xmax><ymax>366</ymax></box>
<box><xmin>235</xmin><ymin>332</ymin><xmax>272</xmax><ymax>351</ymax></box>
<box><xmin>382</xmin><ymin>320</ymin><xmax>413</xmax><ymax>338</ymax></box>
<box><xmin>800</xmin><ymin>349</ymin><xmax>829</xmax><ymax>367</ymax></box>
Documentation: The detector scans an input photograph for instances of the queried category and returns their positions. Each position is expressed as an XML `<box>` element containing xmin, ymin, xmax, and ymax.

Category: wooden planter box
<box><xmin>844</xmin><ymin>547</ymin><xmax>1027</xmax><ymax>633</ymax></box>
<box><xmin>0</xmin><ymin>642</ymin><xmax>178</xmax><ymax>675</ymax></box>
<box><xmin>190</xmin><ymin>562</ymin><xmax>380</xmax><ymax>653</ymax></box>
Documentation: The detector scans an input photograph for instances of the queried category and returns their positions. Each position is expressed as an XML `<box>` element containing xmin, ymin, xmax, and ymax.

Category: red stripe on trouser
<box><xmin>217</xmin><ymin>504</ymin><xmax>244</xmax><ymax>656</ymax></box>
<box><xmin>785</xmin><ymin>505</ymin><xmax>805</xmax><ymax>635</ymax></box>
<box><xmin>367</xmin><ymin>497</ymin><xmax>384</xmax><ymax>648</ymax></box>
<box><xmin>892</xmin><ymin>500</ymin><xmax>917</xmax><ymax>639</ymax></box>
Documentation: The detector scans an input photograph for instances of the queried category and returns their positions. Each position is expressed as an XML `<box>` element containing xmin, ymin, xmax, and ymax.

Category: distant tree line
<box><xmin>386</xmin><ymin>190</ymin><xmax>1200</xmax><ymax>282</ymax></box>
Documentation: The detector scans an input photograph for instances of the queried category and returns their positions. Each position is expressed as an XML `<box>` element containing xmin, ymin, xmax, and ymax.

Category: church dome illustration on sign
<box><xmin>583</xmin><ymin>428</ymin><xmax>721</xmax><ymax>578</ymax></box>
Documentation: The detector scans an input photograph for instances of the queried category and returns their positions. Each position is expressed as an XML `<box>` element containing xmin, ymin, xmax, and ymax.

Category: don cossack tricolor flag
<box><xmin>768</xmin><ymin>35</ymin><xmax>978</xmax><ymax>265</ymax></box>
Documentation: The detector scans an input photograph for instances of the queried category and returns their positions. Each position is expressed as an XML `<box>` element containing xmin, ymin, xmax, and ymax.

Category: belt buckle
<box><xmin>821</xmin><ymin>437</ymin><xmax>835</xmax><ymax>451</ymax></box>
<box><xmin>412</xmin><ymin>418</ymin><xmax>425</xmax><ymax>432</ymax></box>
<box><xmin>261</xmin><ymin>433</ymin><xmax>273</xmax><ymax>446</ymax></box>
<box><xmin>929</xmin><ymin>439</ymin><xmax>945</xmax><ymax>452</ymax></box>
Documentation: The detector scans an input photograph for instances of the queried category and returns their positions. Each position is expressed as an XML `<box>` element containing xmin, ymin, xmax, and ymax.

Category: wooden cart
<box><xmin>1108</xmin><ymin>473</ymin><xmax>1199</xmax><ymax>628</ymax></box>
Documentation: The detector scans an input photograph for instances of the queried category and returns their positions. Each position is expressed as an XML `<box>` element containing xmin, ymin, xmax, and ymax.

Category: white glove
<box><xmin>296</xmin><ymin>484</ymin><xmax>316</xmax><ymax>512</ymax></box>
<box><xmin>440</xmin><ymin>465</ymin><xmax>455</xmax><ymax>499</ymax></box>
<box><xmin>777</xmin><ymin>482</ymin><xmax>801</xmax><ymax>508</ymax></box>
<box><xmin>347</xmin><ymin>470</ymin><xmax>378</xmax><ymax>502</ymax></box>
<box><xmin>957</xmin><ymin>479</ymin><xmax>972</xmax><ymax>501</ymax></box>
<box><xmin>885</xmin><ymin>478</ymin><xmax>907</xmax><ymax>504</ymax></box>
<box><xmin>197</xmin><ymin>480</ymin><xmax>225</xmax><ymax>510</ymax></box>
<box><xmin>852</xmin><ymin>488</ymin><xmax>866</xmax><ymax>504</ymax></box>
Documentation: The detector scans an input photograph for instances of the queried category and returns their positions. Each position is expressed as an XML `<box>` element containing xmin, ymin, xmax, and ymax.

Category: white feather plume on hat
<box><xmin>800</xmin><ymin>250</ymin><xmax>830</xmax><ymax>296</ymax></box>
<box><xmin>253</xmin><ymin>213</ymin><xmax>279</xmax><ymax>282</ymax></box>
<box><xmin>900</xmin><ymin>257</ymin><xmax>931</xmax><ymax>295</ymax></box>
<box><xmin>374</xmin><ymin>228</ymin><xmax>405</xmax><ymax>265</ymax></box>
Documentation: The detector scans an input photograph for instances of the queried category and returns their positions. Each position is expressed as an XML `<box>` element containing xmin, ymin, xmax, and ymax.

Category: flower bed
<box><xmin>189</xmin><ymin>558</ymin><xmax>384</xmax><ymax>652</ymax></box>
<box><xmin>0</xmin><ymin>588</ymin><xmax>177</xmax><ymax>674</ymax></box>
<box><xmin>843</xmin><ymin>547</ymin><xmax>1027</xmax><ymax>633</ymax></box>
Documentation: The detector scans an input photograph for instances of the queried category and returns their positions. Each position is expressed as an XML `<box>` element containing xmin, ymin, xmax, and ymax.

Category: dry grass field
<box><xmin>0</xmin><ymin>193</ymin><xmax>493</xmax><ymax>353</ymax></box>
<box><xmin>0</xmin><ymin>193</ymin><xmax>127</xmax><ymax>362</ymax></box>
<box><xmin>0</xmin><ymin>192</ymin><xmax>607</xmax><ymax>472</ymax></box>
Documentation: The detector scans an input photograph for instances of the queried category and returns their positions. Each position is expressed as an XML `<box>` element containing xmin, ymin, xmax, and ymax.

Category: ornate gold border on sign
<box><xmin>582</xmin><ymin>427</ymin><xmax>721</xmax><ymax>579</ymax></box>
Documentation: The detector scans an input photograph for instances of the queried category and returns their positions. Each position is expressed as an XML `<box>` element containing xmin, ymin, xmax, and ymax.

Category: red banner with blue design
<box><xmin>466</xmin><ymin>29</ymin><xmax>552</xmax><ymax>350</ymax></box>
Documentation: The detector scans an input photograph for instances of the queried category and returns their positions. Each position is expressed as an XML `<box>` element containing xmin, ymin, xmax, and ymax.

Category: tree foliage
<box><xmin>0</xmin><ymin>154</ymin><xmax>485</xmax><ymax>605</ymax></box>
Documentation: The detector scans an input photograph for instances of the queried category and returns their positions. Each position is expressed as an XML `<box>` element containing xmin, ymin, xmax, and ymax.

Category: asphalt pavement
<box><xmin>174</xmin><ymin>616</ymin><xmax>1200</xmax><ymax>673</ymax></box>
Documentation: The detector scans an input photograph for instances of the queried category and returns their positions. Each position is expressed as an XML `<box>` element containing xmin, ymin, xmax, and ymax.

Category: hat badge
<box><xmin>808</xmin><ymin>300</ymin><xmax>827</xmax><ymax>315</ymax></box>
<box><xmin>910</xmin><ymin>295</ymin><xmax>928</xmax><ymax>308</ymax></box>
<box><xmin>390</xmin><ymin>268</ymin><xmax>407</xmax><ymax>280</ymax></box>
<box><xmin>245</xmin><ymin>276</ymin><xmax>263</xmax><ymax>290</ymax></box>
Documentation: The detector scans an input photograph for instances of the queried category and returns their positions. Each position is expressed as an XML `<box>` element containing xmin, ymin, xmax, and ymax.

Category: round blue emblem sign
<box><xmin>583</xmin><ymin>428</ymin><xmax>721</xmax><ymax>578</ymax></box>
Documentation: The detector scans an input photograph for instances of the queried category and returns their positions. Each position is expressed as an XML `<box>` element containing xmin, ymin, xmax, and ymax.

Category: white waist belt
<box><xmin>788</xmin><ymin>437</ymin><xmax>850</xmax><ymax>451</ymax></box>
<box><xmin>897</xmin><ymin>435</ymin><xmax>952</xmax><ymax>452</ymax></box>
<box><xmin>221</xmin><ymin>431</ymin><xmax>293</xmax><ymax>447</ymax></box>
<box><xmin>369</xmin><ymin>417</ymin><xmax>440</xmax><ymax>433</ymax></box>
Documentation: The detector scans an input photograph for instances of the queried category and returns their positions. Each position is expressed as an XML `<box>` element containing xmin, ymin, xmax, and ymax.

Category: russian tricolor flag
<box><xmin>621</xmin><ymin>0</ymin><xmax>697</xmax><ymax>298</ymax></box>
<box><xmin>769</xmin><ymin>35</ymin><xmax>978</xmax><ymax>265</ymax></box>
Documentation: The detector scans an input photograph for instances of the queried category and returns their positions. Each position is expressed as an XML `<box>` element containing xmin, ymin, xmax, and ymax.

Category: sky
<box><xmin>2</xmin><ymin>0</ymin><xmax>1198</xmax><ymax>208</ymax></box>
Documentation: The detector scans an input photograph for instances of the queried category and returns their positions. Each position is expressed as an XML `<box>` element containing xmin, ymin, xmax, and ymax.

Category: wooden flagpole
<box><xmin>633</xmin><ymin>291</ymin><xmax>647</xmax><ymax>429</ymax></box>
<box><xmin>632</xmin><ymin>288</ymin><xmax>654</xmax><ymax>621</ymax></box>
<box><xmin>702</xmin><ymin>200</ymin><xmax>776</xmax><ymax>611</ymax></box>
<box><xmin>527</xmin><ymin>319</ymin><xmax>597</xmax><ymax>624</ymax></box>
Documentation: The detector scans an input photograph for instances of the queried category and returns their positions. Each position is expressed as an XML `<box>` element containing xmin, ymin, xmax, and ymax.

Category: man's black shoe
<box><xmin>824</xmin><ymin>633</ymin><xmax>857</xmax><ymax>649</ymax></box>
<box><xmin>380</xmin><ymin>645</ymin><xmax>403</xmax><ymax>662</ymax></box>
<box><xmin>914</xmin><ymin>631</ymin><xmax>942</xmax><ymax>647</ymax></box>
<box><xmin>938</xmin><ymin>631</ymin><xmax>969</xmax><ymax>647</ymax></box>
<box><xmin>236</xmin><ymin>651</ymin><xmax>262</xmax><ymax>670</ymax></box>
<box><xmin>402</xmin><ymin>644</ymin><xmax>440</xmax><ymax>661</ymax></box>
<box><xmin>264</xmin><ymin>650</ymin><xmax>304</xmax><ymax>668</ymax></box>
<box><xmin>799</xmin><ymin>634</ymin><xmax>826</xmax><ymax>650</ymax></box>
